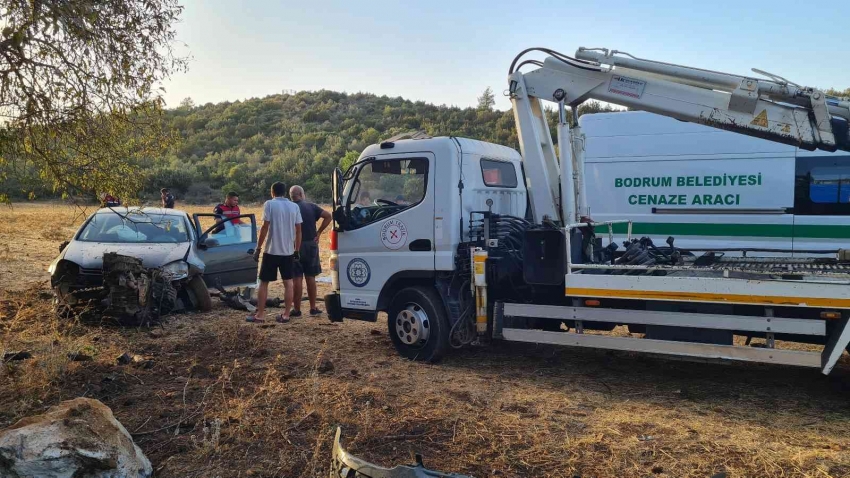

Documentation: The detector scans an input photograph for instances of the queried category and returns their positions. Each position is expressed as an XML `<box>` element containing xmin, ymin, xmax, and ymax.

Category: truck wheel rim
<box><xmin>395</xmin><ymin>304</ymin><xmax>430</xmax><ymax>346</ymax></box>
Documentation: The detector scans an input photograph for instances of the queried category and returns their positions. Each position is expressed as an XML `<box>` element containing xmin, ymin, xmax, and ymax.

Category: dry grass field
<box><xmin>2</xmin><ymin>202</ymin><xmax>850</xmax><ymax>477</ymax></box>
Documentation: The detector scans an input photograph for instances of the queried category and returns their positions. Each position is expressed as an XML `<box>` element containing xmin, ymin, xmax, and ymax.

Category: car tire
<box><xmin>151</xmin><ymin>280</ymin><xmax>178</xmax><ymax>316</ymax></box>
<box><xmin>187</xmin><ymin>276</ymin><xmax>213</xmax><ymax>312</ymax></box>
<box><xmin>387</xmin><ymin>286</ymin><xmax>449</xmax><ymax>363</ymax></box>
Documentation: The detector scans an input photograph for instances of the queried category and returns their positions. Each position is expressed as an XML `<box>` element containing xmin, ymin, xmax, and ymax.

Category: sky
<box><xmin>162</xmin><ymin>0</ymin><xmax>850</xmax><ymax>112</ymax></box>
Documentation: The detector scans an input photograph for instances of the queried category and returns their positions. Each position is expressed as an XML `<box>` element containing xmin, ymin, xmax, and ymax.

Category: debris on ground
<box><xmin>0</xmin><ymin>397</ymin><xmax>152</xmax><ymax>478</ymax></box>
<box><xmin>330</xmin><ymin>427</ymin><xmax>471</xmax><ymax>478</ymax></box>
<box><xmin>213</xmin><ymin>280</ymin><xmax>281</xmax><ymax>312</ymax></box>
<box><xmin>189</xmin><ymin>363</ymin><xmax>213</xmax><ymax>378</ymax></box>
<box><xmin>3</xmin><ymin>351</ymin><xmax>32</xmax><ymax>362</ymax></box>
<box><xmin>117</xmin><ymin>352</ymin><xmax>133</xmax><ymax>365</ymax></box>
<box><xmin>67</xmin><ymin>352</ymin><xmax>93</xmax><ymax>362</ymax></box>
<box><xmin>148</xmin><ymin>329</ymin><xmax>165</xmax><ymax>339</ymax></box>
<box><xmin>317</xmin><ymin>358</ymin><xmax>335</xmax><ymax>374</ymax></box>
<box><xmin>134</xmin><ymin>358</ymin><xmax>155</xmax><ymax>370</ymax></box>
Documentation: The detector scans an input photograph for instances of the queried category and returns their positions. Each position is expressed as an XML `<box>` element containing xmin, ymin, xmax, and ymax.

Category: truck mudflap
<box><xmin>325</xmin><ymin>293</ymin><xmax>343</xmax><ymax>322</ymax></box>
<box><xmin>331</xmin><ymin>427</ymin><xmax>472</xmax><ymax>478</ymax></box>
<box><xmin>324</xmin><ymin>293</ymin><xmax>378</xmax><ymax>323</ymax></box>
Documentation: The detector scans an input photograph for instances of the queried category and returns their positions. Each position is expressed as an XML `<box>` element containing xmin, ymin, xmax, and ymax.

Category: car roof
<box><xmin>94</xmin><ymin>207</ymin><xmax>187</xmax><ymax>217</ymax></box>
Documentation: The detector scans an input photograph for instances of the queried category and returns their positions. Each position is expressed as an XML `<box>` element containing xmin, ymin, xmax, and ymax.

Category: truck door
<box><xmin>336</xmin><ymin>154</ymin><xmax>435</xmax><ymax>314</ymax></box>
<box><xmin>193</xmin><ymin>213</ymin><xmax>258</xmax><ymax>288</ymax></box>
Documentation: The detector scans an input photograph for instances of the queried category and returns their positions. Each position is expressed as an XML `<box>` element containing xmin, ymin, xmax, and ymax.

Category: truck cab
<box><xmin>325</xmin><ymin>135</ymin><xmax>525</xmax><ymax>359</ymax></box>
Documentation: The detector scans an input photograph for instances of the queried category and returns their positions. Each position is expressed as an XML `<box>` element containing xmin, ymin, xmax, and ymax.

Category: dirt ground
<box><xmin>2</xmin><ymin>202</ymin><xmax>850</xmax><ymax>478</ymax></box>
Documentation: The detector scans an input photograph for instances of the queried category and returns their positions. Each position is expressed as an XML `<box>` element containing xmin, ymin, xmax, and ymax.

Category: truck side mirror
<box><xmin>332</xmin><ymin>167</ymin><xmax>343</xmax><ymax>208</ymax></box>
<box><xmin>333</xmin><ymin>206</ymin><xmax>349</xmax><ymax>231</ymax></box>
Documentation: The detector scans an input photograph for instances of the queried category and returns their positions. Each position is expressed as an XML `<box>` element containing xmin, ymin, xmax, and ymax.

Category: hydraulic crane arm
<box><xmin>509</xmin><ymin>47</ymin><xmax>850</xmax><ymax>223</ymax></box>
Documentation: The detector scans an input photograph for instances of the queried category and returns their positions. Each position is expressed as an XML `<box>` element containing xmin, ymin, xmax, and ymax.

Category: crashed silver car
<box><xmin>49</xmin><ymin>207</ymin><xmax>258</xmax><ymax>323</ymax></box>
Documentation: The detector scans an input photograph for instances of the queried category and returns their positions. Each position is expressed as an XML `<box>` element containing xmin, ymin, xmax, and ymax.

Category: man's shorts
<box><xmin>293</xmin><ymin>241</ymin><xmax>321</xmax><ymax>277</ymax></box>
<box><xmin>259</xmin><ymin>253</ymin><xmax>294</xmax><ymax>281</ymax></box>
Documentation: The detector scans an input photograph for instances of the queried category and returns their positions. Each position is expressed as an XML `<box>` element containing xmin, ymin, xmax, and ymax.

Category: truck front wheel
<box><xmin>387</xmin><ymin>287</ymin><xmax>449</xmax><ymax>363</ymax></box>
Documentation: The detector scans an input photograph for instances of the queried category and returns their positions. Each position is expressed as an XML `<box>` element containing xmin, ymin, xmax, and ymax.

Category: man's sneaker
<box><xmin>309</xmin><ymin>308</ymin><xmax>323</xmax><ymax>316</ymax></box>
<box><xmin>289</xmin><ymin>309</ymin><xmax>302</xmax><ymax>318</ymax></box>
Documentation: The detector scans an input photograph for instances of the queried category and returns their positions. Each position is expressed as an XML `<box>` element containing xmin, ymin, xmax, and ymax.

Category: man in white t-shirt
<box><xmin>248</xmin><ymin>181</ymin><xmax>302</xmax><ymax>323</ymax></box>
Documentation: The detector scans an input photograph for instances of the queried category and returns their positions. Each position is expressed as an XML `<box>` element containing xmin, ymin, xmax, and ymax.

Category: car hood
<box><xmin>62</xmin><ymin>241</ymin><xmax>194</xmax><ymax>270</ymax></box>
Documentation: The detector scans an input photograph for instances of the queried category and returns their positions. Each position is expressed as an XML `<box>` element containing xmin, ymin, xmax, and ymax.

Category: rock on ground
<box><xmin>0</xmin><ymin>397</ymin><xmax>152</xmax><ymax>478</ymax></box>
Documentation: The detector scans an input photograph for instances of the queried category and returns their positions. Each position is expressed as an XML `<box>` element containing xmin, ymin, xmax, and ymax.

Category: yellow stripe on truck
<box><xmin>565</xmin><ymin>287</ymin><xmax>850</xmax><ymax>309</ymax></box>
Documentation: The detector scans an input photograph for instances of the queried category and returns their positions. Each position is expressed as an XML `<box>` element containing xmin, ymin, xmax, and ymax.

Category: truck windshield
<box><xmin>78</xmin><ymin>213</ymin><xmax>190</xmax><ymax>243</ymax></box>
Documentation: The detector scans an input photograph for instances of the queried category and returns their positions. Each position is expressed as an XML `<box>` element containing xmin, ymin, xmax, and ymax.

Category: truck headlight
<box><xmin>162</xmin><ymin>261</ymin><xmax>189</xmax><ymax>280</ymax></box>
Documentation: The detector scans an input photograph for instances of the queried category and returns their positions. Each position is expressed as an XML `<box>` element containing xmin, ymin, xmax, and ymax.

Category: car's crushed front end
<box><xmin>51</xmin><ymin>251</ymin><xmax>195</xmax><ymax>326</ymax></box>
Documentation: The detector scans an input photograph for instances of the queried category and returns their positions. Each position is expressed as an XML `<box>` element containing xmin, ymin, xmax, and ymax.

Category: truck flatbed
<box><xmin>574</xmin><ymin>256</ymin><xmax>850</xmax><ymax>281</ymax></box>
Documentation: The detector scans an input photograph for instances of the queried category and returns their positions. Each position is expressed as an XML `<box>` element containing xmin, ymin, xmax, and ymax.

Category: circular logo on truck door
<box><xmin>380</xmin><ymin>219</ymin><xmax>408</xmax><ymax>250</ymax></box>
<box><xmin>347</xmin><ymin>258</ymin><xmax>371</xmax><ymax>287</ymax></box>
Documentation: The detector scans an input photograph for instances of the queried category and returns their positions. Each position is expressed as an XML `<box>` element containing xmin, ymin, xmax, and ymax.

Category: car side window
<box><xmin>197</xmin><ymin>215</ymin><xmax>255</xmax><ymax>246</ymax></box>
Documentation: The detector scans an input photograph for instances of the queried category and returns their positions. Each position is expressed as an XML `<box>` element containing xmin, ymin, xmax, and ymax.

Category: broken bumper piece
<box><xmin>330</xmin><ymin>427</ymin><xmax>472</xmax><ymax>478</ymax></box>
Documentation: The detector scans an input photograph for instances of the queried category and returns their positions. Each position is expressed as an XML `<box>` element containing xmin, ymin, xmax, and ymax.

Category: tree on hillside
<box><xmin>827</xmin><ymin>88</ymin><xmax>849</xmax><ymax>98</ymax></box>
<box><xmin>477</xmin><ymin>87</ymin><xmax>495</xmax><ymax>111</ymax></box>
<box><xmin>339</xmin><ymin>151</ymin><xmax>360</xmax><ymax>172</ymax></box>
<box><xmin>180</xmin><ymin>97</ymin><xmax>196</xmax><ymax>110</ymax></box>
<box><xmin>0</xmin><ymin>0</ymin><xmax>187</xmax><ymax>202</ymax></box>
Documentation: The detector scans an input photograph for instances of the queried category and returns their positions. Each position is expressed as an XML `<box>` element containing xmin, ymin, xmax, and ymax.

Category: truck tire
<box><xmin>187</xmin><ymin>276</ymin><xmax>213</xmax><ymax>312</ymax></box>
<box><xmin>387</xmin><ymin>286</ymin><xmax>449</xmax><ymax>363</ymax></box>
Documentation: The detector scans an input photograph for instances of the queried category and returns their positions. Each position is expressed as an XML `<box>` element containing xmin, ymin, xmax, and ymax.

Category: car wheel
<box><xmin>387</xmin><ymin>286</ymin><xmax>449</xmax><ymax>363</ymax></box>
<box><xmin>151</xmin><ymin>280</ymin><xmax>178</xmax><ymax>315</ymax></box>
<box><xmin>186</xmin><ymin>276</ymin><xmax>213</xmax><ymax>312</ymax></box>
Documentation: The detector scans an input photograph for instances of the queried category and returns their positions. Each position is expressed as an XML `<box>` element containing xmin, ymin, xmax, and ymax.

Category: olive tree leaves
<box><xmin>0</xmin><ymin>0</ymin><xmax>187</xmax><ymax>202</ymax></box>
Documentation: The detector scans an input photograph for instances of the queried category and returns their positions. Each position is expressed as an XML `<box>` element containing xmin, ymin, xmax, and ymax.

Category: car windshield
<box><xmin>78</xmin><ymin>213</ymin><xmax>190</xmax><ymax>243</ymax></box>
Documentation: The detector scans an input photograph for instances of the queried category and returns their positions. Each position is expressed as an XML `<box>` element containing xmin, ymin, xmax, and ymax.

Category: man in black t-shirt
<box><xmin>161</xmin><ymin>188</ymin><xmax>175</xmax><ymax>209</ymax></box>
<box><xmin>289</xmin><ymin>185</ymin><xmax>332</xmax><ymax>317</ymax></box>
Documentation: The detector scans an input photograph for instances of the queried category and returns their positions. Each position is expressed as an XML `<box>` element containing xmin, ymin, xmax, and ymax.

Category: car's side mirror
<box><xmin>197</xmin><ymin>234</ymin><xmax>220</xmax><ymax>250</ymax></box>
<box><xmin>59</xmin><ymin>240</ymin><xmax>69</xmax><ymax>253</ymax></box>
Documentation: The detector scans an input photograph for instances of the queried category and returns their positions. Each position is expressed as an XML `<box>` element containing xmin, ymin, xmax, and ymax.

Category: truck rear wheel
<box><xmin>387</xmin><ymin>287</ymin><xmax>449</xmax><ymax>363</ymax></box>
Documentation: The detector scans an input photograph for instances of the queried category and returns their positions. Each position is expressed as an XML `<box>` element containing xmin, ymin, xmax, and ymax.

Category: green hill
<box><xmin>0</xmin><ymin>89</ymin><xmax>616</xmax><ymax>202</ymax></box>
<box><xmin>143</xmin><ymin>90</ymin><xmax>616</xmax><ymax>203</ymax></box>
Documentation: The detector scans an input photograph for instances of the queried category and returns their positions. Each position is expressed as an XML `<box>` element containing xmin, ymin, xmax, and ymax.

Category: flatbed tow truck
<box><xmin>324</xmin><ymin>45</ymin><xmax>850</xmax><ymax>377</ymax></box>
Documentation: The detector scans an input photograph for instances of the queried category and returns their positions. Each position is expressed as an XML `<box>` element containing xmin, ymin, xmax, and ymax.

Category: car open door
<box><xmin>193</xmin><ymin>213</ymin><xmax>258</xmax><ymax>288</ymax></box>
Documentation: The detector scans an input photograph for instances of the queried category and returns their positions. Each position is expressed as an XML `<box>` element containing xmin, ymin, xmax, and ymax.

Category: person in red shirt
<box><xmin>102</xmin><ymin>193</ymin><xmax>121</xmax><ymax>207</ymax></box>
<box><xmin>213</xmin><ymin>192</ymin><xmax>241</xmax><ymax>232</ymax></box>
